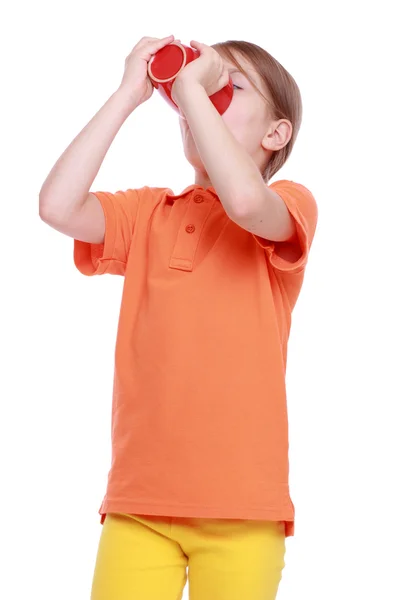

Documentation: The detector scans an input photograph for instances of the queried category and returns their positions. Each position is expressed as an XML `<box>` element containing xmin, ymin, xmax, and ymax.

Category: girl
<box><xmin>39</xmin><ymin>34</ymin><xmax>318</xmax><ymax>600</ymax></box>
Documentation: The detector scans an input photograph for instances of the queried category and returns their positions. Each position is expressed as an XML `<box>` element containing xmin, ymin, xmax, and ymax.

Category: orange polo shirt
<box><xmin>73</xmin><ymin>180</ymin><xmax>318</xmax><ymax>537</ymax></box>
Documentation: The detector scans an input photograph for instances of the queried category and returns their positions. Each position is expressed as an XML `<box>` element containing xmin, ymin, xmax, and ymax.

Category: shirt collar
<box><xmin>165</xmin><ymin>184</ymin><xmax>219</xmax><ymax>200</ymax></box>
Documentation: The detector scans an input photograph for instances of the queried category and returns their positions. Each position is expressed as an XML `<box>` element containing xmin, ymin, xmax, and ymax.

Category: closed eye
<box><xmin>233</xmin><ymin>84</ymin><xmax>242</xmax><ymax>90</ymax></box>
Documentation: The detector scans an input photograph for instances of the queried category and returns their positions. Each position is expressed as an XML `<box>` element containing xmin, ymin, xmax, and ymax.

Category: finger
<box><xmin>154</xmin><ymin>35</ymin><xmax>175</xmax><ymax>45</ymax></box>
<box><xmin>140</xmin><ymin>35</ymin><xmax>173</xmax><ymax>43</ymax></box>
<box><xmin>136</xmin><ymin>35</ymin><xmax>174</xmax><ymax>51</ymax></box>
<box><xmin>145</xmin><ymin>35</ymin><xmax>174</xmax><ymax>47</ymax></box>
<box><xmin>148</xmin><ymin>35</ymin><xmax>175</xmax><ymax>53</ymax></box>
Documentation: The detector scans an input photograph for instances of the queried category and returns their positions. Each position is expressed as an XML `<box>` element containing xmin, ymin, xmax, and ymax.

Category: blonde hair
<box><xmin>212</xmin><ymin>40</ymin><xmax>303</xmax><ymax>182</ymax></box>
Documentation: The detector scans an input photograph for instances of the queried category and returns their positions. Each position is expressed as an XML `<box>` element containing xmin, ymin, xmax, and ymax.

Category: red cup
<box><xmin>147</xmin><ymin>41</ymin><xmax>233</xmax><ymax>116</ymax></box>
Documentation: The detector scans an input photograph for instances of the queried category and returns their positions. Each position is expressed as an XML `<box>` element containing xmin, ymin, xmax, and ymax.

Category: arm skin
<box><xmin>173</xmin><ymin>81</ymin><xmax>296</xmax><ymax>243</ymax></box>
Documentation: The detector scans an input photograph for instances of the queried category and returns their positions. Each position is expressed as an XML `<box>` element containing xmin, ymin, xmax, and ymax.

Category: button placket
<box><xmin>169</xmin><ymin>194</ymin><xmax>215</xmax><ymax>271</ymax></box>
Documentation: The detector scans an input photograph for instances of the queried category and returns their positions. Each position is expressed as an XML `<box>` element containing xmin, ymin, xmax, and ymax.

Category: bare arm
<box><xmin>39</xmin><ymin>90</ymin><xmax>137</xmax><ymax>226</ymax></box>
<box><xmin>173</xmin><ymin>82</ymin><xmax>296</xmax><ymax>243</ymax></box>
<box><xmin>39</xmin><ymin>35</ymin><xmax>175</xmax><ymax>243</ymax></box>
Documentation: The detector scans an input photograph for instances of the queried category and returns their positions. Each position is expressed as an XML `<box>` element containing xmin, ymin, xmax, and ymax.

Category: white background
<box><xmin>1</xmin><ymin>0</ymin><xmax>399</xmax><ymax>598</ymax></box>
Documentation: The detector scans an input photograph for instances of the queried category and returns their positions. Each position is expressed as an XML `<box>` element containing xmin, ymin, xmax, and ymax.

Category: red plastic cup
<box><xmin>147</xmin><ymin>41</ymin><xmax>233</xmax><ymax>116</ymax></box>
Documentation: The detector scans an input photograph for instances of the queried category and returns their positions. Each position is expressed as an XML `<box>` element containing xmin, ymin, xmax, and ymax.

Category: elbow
<box><xmin>38</xmin><ymin>196</ymin><xmax>49</xmax><ymax>221</ymax></box>
<box><xmin>39</xmin><ymin>196</ymin><xmax>63</xmax><ymax>224</ymax></box>
<box><xmin>39</xmin><ymin>196</ymin><xmax>54</xmax><ymax>222</ymax></box>
<box><xmin>226</xmin><ymin>195</ymin><xmax>254</xmax><ymax>222</ymax></box>
<box><xmin>227</xmin><ymin>195</ymin><xmax>297</xmax><ymax>243</ymax></box>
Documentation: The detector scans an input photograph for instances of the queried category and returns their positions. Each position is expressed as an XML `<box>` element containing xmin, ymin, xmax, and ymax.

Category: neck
<box><xmin>194</xmin><ymin>169</ymin><xmax>212</xmax><ymax>189</ymax></box>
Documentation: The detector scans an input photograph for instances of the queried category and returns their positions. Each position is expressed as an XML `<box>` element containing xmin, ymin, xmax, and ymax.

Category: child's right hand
<box><xmin>117</xmin><ymin>35</ymin><xmax>176</xmax><ymax>108</ymax></box>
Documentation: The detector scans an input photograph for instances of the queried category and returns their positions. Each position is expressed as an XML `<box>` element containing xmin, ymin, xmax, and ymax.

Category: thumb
<box><xmin>190</xmin><ymin>40</ymin><xmax>204</xmax><ymax>49</ymax></box>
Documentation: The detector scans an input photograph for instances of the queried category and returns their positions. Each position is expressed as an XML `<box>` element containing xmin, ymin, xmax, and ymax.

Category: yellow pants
<box><xmin>91</xmin><ymin>512</ymin><xmax>286</xmax><ymax>600</ymax></box>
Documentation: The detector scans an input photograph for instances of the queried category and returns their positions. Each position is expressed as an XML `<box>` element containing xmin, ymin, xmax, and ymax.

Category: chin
<box><xmin>182</xmin><ymin>138</ymin><xmax>202</xmax><ymax>169</ymax></box>
<box><xmin>185</xmin><ymin>152</ymin><xmax>204</xmax><ymax>171</ymax></box>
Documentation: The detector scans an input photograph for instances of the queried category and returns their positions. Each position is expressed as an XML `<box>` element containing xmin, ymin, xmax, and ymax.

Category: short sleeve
<box><xmin>252</xmin><ymin>180</ymin><xmax>318</xmax><ymax>274</ymax></box>
<box><xmin>74</xmin><ymin>187</ymin><xmax>146</xmax><ymax>276</ymax></box>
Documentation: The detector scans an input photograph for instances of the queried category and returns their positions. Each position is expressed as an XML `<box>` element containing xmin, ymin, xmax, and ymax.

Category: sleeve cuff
<box><xmin>73</xmin><ymin>192</ymin><xmax>118</xmax><ymax>276</ymax></box>
<box><xmin>252</xmin><ymin>182</ymin><xmax>313</xmax><ymax>274</ymax></box>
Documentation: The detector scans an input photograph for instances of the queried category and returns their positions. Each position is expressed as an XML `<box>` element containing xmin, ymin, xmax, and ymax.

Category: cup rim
<box><xmin>147</xmin><ymin>41</ymin><xmax>188</xmax><ymax>83</ymax></box>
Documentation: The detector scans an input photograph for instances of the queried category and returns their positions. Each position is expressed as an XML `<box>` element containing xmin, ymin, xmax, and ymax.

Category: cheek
<box><xmin>222</xmin><ymin>104</ymin><xmax>237</xmax><ymax>128</ymax></box>
<box><xmin>222</xmin><ymin>99</ymin><xmax>253</xmax><ymax>132</ymax></box>
<box><xmin>222</xmin><ymin>111</ymin><xmax>251</xmax><ymax>143</ymax></box>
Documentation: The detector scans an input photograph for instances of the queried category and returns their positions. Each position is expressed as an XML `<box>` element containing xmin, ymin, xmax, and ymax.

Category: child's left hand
<box><xmin>172</xmin><ymin>41</ymin><xmax>230</xmax><ymax>102</ymax></box>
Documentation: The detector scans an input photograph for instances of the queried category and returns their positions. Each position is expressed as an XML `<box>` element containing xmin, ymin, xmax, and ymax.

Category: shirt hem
<box><xmin>98</xmin><ymin>498</ymin><xmax>295</xmax><ymax>538</ymax></box>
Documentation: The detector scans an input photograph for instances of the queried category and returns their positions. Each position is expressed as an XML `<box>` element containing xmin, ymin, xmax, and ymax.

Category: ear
<box><xmin>261</xmin><ymin>119</ymin><xmax>293</xmax><ymax>152</ymax></box>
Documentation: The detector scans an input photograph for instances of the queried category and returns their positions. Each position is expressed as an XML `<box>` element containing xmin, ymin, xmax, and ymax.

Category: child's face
<box><xmin>179</xmin><ymin>52</ymin><xmax>280</xmax><ymax>177</ymax></box>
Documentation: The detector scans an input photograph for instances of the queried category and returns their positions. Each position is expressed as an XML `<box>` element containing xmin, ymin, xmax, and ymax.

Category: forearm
<box><xmin>39</xmin><ymin>90</ymin><xmax>139</xmax><ymax>222</ymax></box>
<box><xmin>174</xmin><ymin>82</ymin><xmax>265</xmax><ymax>218</ymax></box>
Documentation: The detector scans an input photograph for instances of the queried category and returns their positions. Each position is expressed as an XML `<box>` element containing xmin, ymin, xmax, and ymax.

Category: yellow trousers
<box><xmin>91</xmin><ymin>512</ymin><xmax>286</xmax><ymax>600</ymax></box>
